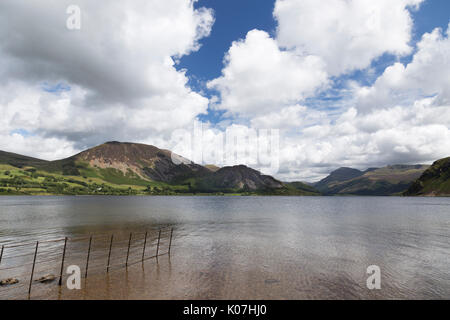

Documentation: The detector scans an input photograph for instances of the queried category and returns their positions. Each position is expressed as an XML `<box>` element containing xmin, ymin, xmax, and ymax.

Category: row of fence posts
<box><xmin>0</xmin><ymin>227</ymin><xmax>174</xmax><ymax>297</ymax></box>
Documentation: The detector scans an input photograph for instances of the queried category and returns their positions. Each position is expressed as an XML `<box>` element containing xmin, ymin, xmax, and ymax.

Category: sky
<box><xmin>0</xmin><ymin>0</ymin><xmax>449</xmax><ymax>181</ymax></box>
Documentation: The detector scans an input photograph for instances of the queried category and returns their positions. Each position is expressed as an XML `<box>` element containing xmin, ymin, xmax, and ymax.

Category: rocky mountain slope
<box><xmin>193</xmin><ymin>165</ymin><xmax>283</xmax><ymax>192</ymax></box>
<box><xmin>405</xmin><ymin>157</ymin><xmax>450</xmax><ymax>196</ymax></box>
<box><xmin>72</xmin><ymin>141</ymin><xmax>210</xmax><ymax>183</ymax></box>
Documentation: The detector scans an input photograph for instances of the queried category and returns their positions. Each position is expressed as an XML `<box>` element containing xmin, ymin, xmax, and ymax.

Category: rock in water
<box><xmin>35</xmin><ymin>274</ymin><xmax>57</xmax><ymax>283</ymax></box>
<box><xmin>0</xmin><ymin>278</ymin><xmax>19</xmax><ymax>286</ymax></box>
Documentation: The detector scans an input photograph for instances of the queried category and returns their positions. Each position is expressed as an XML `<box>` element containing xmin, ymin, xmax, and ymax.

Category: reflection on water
<box><xmin>0</xmin><ymin>196</ymin><xmax>449</xmax><ymax>299</ymax></box>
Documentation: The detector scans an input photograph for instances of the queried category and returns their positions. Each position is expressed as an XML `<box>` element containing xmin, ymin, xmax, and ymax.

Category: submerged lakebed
<box><xmin>0</xmin><ymin>196</ymin><xmax>449</xmax><ymax>299</ymax></box>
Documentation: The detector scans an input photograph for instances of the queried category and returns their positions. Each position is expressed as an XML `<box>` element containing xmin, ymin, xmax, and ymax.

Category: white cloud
<box><xmin>356</xmin><ymin>25</ymin><xmax>450</xmax><ymax>112</ymax></box>
<box><xmin>274</xmin><ymin>0</ymin><xmax>423</xmax><ymax>75</ymax></box>
<box><xmin>250</xmin><ymin>105</ymin><xmax>328</xmax><ymax>129</ymax></box>
<box><xmin>0</xmin><ymin>0</ymin><xmax>213</xmax><ymax>156</ymax></box>
<box><xmin>207</xmin><ymin>30</ymin><xmax>328</xmax><ymax>117</ymax></box>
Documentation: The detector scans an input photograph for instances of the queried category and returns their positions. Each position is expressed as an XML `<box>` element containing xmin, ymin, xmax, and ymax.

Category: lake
<box><xmin>0</xmin><ymin>196</ymin><xmax>449</xmax><ymax>299</ymax></box>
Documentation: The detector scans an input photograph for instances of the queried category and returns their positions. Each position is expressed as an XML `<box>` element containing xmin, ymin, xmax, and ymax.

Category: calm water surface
<box><xmin>0</xmin><ymin>196</ymin><xmax>449</xmax><ymax>299</ymax></box>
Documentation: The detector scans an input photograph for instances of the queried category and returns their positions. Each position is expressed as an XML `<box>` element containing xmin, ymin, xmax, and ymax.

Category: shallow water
<box><xmin>0</xmin><ymin>196</ymin><xmax>449</xmax><ymax>299</ymax></box>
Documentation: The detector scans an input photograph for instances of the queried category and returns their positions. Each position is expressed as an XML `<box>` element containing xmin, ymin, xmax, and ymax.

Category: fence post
<box><xmin>156</xmin><ymin>229</ymin><xmax>161</xmax><ymax>257</ymax></box>
<box><xmin>0</xmin><ymin>245</ymin><xmax>4</xmax><ymax>265</ymax></box>
<box><xmin>28</xmin><ymin>241</ymin><xmax>39</xmax><ymax>296</ymax></box>
<box><xmin>85</xmin><ymin>235</ymin><xmax>93</xmax><ymax>278</ymax></box>
<box><xmin>142</xmin><ymin>231</ymin><xmax>148</xmax><ymax>261</ymax></box>
<box><xmin>126</xmin><ymin>233</ymin><xmax>132</xmax><ymax>267</ymax></box>
<box><xmin>168</xmin><ymin>228</ymin><xmax>174</xmax><ymax>255</ymax></box>
<box><xmin>58</xmin><ymin>237</ymin><xmax>68</xmax><ymax>286</ymax></box>
<box><xmin>107</xmin><ymin>234</ymin><xmax>114</xmax><ymax>272</ymax></box>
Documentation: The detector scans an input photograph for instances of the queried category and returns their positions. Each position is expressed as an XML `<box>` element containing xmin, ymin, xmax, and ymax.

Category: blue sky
<box><xmin>179</xmin><ymin>0</ymin><xmax>450</xmax><ymax>124</ymax></box>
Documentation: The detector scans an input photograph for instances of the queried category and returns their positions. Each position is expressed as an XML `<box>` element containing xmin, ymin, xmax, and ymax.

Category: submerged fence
<box><xmin>0</xmin><ymin>227</ymin><xmax>174</xmax><ymax>298</ymax></box>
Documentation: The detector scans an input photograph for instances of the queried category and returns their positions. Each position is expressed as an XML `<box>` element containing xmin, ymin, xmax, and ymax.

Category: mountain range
<box><xmin>313</xmin><ymin>165</ymin><xmax>430</xmax><ymax>196</ymax></box>
<box><xmin>0</xmin><ymin>142</ymin><xmax>316</xmax><ymax>196</ymax></box>
<box><xmin>0</xmin><ymin>141</ymin><xmax>448</xmax><ymax>196</ymax></box>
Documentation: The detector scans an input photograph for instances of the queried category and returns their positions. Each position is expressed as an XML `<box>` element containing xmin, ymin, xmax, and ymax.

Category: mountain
<box><xmin>285</xmin><ymin>181</ymin><xmax>321</xmax><ymax>195</ymax></box>
<box><xmin>314</xmin><ymin>167</ymin><xmax>365</xmax><ymax>191</ymax></box>
<box><xmin>193</xmin><ymin>165</ymin><xmax>283</xmax><ymax>192</ymax></box>
<box><xmin>315</xmin><ymin>165</ymin><xmax>429</xmax><ymax>196</ymax></box>
<box><xmin>0</xmin><ymin>142</ymin><xmax>313</xmax><ymax>196</ymax></box>
<box><xmin>72</xmin><ymin>141</ymin><xmax>210</xmax><ymax>183</ymax></box>
<box><xmin>405</xmin><ymin>157</ymin><xmax>450</xmax><ymax>196</ymax></box>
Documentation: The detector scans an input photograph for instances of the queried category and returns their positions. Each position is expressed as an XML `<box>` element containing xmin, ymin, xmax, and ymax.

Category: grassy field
<box><xmin>0</xmin><ymin>163</ymin><xmax>190</xmax><ymax>196</ymax></box>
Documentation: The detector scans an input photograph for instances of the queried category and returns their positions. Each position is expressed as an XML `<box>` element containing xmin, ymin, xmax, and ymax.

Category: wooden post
<box><xmin>58</xmin><ymin>237</ymin><xmax>68</xmax><ymax>286</ymax></box>
<box><xmin>126</xmin><ymin>233</ymin><xmax>132</xmax><ymax>267</ymax></box>
<box><xmin>107</xmin><ymin>234</ymin><xmax>114</xmax><ymax>272</ymax></box>
<box><xmin>0</xmin><ymin>245</ymin><xmax>4</xmax><ymax>265</ymax></box>
<box><xmin>85</xmin><ymin>235</ymin><xmax>93</xmax><ymax>278</ymax></box>
<box><xmin>142</xmin><ymin>231</ymin><xmax>148</xmax><ymax>261</ymax></box>
<box><xmin>168</xmin><ymin>228</ymin><xmax>174</xmax><ymax>255</ymax></box>
<box><xmin>28</xmin><ymin>241</ymin><xmax>39</xmax><ymax>296</ymax></box>
<box><xmin>156</xmin><ymin>229</ymin><xmax>161</xmax><ymax>257</ymax></box>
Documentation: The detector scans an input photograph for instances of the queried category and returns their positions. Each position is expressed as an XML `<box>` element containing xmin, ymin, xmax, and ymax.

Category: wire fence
<box><xmin>0</xmin><ymin>226</ymin><xmax>174</xmax><ymax>298</ymax></box>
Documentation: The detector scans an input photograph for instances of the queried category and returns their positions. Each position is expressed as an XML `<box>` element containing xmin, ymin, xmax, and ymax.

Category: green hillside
<box><xmin>405</xmin><ymin>157</ymin><xmax>450</xmax><ymax>196</ymax></box>
<box><xmin>285</xmin><ymin>182</ymin><xmax>321</xmax><ymax>195</ymax></box>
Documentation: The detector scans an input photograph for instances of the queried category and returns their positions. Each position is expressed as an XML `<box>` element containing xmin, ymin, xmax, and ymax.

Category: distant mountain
<box><xmin>405</xmin><ymin>157</ymin><xmax>450</xmax><ymax>196</ymax></box>
<box><xmin>0</xmin><ymin>142</ymin><xmax>312</xmax><ymax>195</ymax></box>
<box><xmin>315</xmin><ymin>165</ymin><xmax>429</xmax><ymax>196</ymax></box>
<box><xmin>192</xmin><ymin>166</ymin><xmax>320</xmax><ymax>195</ymax></box>
<box><xmin>285</xmin><ymin>181</ymin><xmax>321</xmax><ymax>195</ymax></box>
<box><xmin>193</xmin><ymin>165</ymin><xmax>283</xmax><ymax>192</ymax></box>
<box><xmin>314</xmin><ymin>167</ymin><xmax>365</xmax><ymax>191</ymax></box>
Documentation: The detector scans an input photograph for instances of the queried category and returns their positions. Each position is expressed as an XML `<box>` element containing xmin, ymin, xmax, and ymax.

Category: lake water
<box><xmin>0</xmin><ymin>196</ymin><xmax>449</xmax><ymax>299</ymax></box>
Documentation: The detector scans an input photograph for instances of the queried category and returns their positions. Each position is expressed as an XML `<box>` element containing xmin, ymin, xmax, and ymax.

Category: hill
<box><xmin>314</xmin><ymin>167</ymin><xmax>365</xmax><ymax>191</ymax></box>
<box><xmin>315</xmin><ymin>165</ymin><xmax>429</xmax><ymax>196</ymax></box>
<box><xmin>0</xmin><ymin>150</ymin><xmax>49</xmax><ymax>168</ymax></box>
<box><xmin>405</xmin><ymin>157</ymin><xmax>450</xmax><ymax>196</ymax></box>
<box><xmin>72</xmin><ymin>141</ymin><xmax>210</xmax><ymax>183</ymax></box>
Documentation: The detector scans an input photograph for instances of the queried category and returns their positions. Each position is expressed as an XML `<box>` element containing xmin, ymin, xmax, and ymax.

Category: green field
<box><xmin>0</xmin><ymin>163</ymin><xmax>192</xmax><ymax>196</ymax></box>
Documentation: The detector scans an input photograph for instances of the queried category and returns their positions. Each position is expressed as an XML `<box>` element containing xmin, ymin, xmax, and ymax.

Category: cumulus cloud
<box><xmin>250</xmin><ymin>105</ymin><xmax>328</xmax><ymax>130</ymax></box>
<box><xmin>274</xmin><ymin>0</ymin><xmax>423</xmax><ymax>75</ymax></box>
<box><xmin>207</xmin><ymin>30</ymin><xmax>328</xmax><ymax>117</ymax></box>
<box><xmin>0</xmin><ymin>0</ymin><xmax>214</xmax><ymax>157</ymax></box>
<box><xmin>356</xmin><ymin>25</ymin><xmax>450</xmax><ymax>112</ymax></box>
